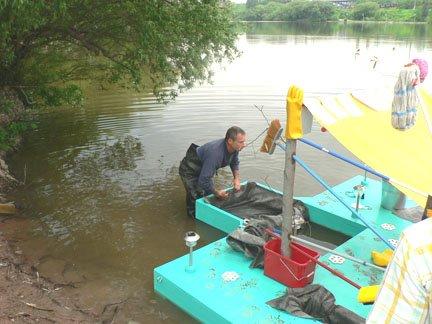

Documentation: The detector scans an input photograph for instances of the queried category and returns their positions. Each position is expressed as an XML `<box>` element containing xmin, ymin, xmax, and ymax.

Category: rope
<box><xmin>418</xmin><ymin>92</ymin><xmax>432</xmax><ymax>136</ymax></box>
<box><xmin>245</xmin><ymin>127</ymin><xmax>268</xmax><ymax>149</ymax></box>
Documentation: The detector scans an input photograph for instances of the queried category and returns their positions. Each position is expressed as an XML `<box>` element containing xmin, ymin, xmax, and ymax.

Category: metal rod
<box><xmin>267</xmin><ymin>229</ymin><xmax>363</xmax><ymax>289</ymax></box>
<box><xmin>293</xmin><ymin>154</ymin><xmax>394</xmax><ymax>250</ymax></box>
<box><xmin>298</xmin><ymin>138</ymin><xmax>430</xmax><ymax>198</ymax></box>
<box><xmin>278</xmin><ymin>137</ymin><xmax>429</xmax><ymax>198</ymax></box>
<box><xmin>189</xmin><ymin>246</ymin><xmax>193</xmax><ymax>267</ymax></box>
<box><xmin>291</xmin><ymin>235</ymin><xmax>385</xmax><ymax>272</ymax></box>
<box><xmin>298</xmin><ymin>137</ymin><xmax>389</xmax><ymax>180</ymax></box>
<box><xmin>290</xmin><ymin>242</ymin><xmax>362</xmax><ymax>289</ymax></box>
<box><xmin>281</xmin><ymin>139</ymin><xmax>296</xmax><ymax>257</ymax></box>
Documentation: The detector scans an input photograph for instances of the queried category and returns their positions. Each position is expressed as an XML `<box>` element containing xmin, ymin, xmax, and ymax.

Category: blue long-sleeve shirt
<box><xmin>196</xmin><ymin>138</ymin><xmax>239</xmax><ymax>195</ymax></box>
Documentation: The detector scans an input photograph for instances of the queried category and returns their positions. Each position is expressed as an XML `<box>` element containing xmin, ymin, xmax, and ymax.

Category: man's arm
<box><xmin>232</xmin><ymin>169</ymin><xmax>240</xmax><ymax>191</ymax></box>
<box><xmin>230</xmin><ymin>152</ymin><xmax>240</xmax><ymax>191</ymax></box>
<box><xmin>198</xmin><ymin>158</ymin><xmax>216</xmax><ymax>196</ymax></box>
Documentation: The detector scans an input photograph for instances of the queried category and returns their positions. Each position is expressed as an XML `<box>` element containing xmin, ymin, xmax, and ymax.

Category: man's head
<box><xmin>225</xmin><ymin>126</ymin><xmax>246</xmax><ymax>153</ymax></box>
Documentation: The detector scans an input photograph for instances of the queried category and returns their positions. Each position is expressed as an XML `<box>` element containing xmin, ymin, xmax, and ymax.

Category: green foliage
<box><xmin>242</xmin><ymin>4</ymin><xmax>265</xmax><ymax>20</ymax></box>
<box><xmin>0</xmin><ymin>95</ymin><xmax>14</xmax><ymax>114</ymax></box>
<box><xmin>244</xmin><ymin>21</ymin><xmax>431</xmax><ymax>44</ymax></box>
<box><xmin>246</xmin><ymin>0</ymin><xmax>288</xmax><ymax>7</ymax></box>
<box><xmin>286</xmin><ymin>1</ymin><xmax>336</xmax><ymax>21</ymax></box>
<box><xmin>394</xmin><ymin>0</ymin><xmax>416</xmax><ymax>9</ymax></box>
<box><xmin>374</xmin><ymin>8</ymin><xmax>416</xmax><ymax>21</ymax></box>
<box><xmin>0</xmin><ymin>1</ymin><xmax>239</xmax><ymax>106</ymax></box>
<box><xmin>232</xmin><ymin>4</ymin><xmax>248</xmax><ymax>20</ymax></box>
<box><xmin>351</xmin><ymin>2</ymin><xmax>380</xmax><ymax>20</ymax></box>
<box><xmin>415</xmin><ymin>0</ymin><xmax>430</xmax><ymax>21</ymax></box>
<box><xmin>35</xmin><ymin>84</ymin><xmax>83</xmax><ymax>107</ymax></box>
<box><xmin>246</xmin><ymin>0</ymin><xmax>261</xmax><ymax>8</ymax></box>
<box><xmin>0</xmin><ymin>92</ymin><xmax>36</xmax><ymax>150</ymax></box>
<box><xmin>0</xmin><ymin>121</ymin><xmax>33</xmax><ymax>150</ymax></box>
<box><xmin>238</xmin><ymin>1</ymin><xmax>336</xmax><ymax>21</ymax></box>
<box><xmin>236</xmin><ymin>0</ymin><xmax>426</xmax><ymax>22</ymax></box>
<box><xmin>264</xmin><ymin>2</ymin><xmax>288</xmax><ymax>20</ymax></box>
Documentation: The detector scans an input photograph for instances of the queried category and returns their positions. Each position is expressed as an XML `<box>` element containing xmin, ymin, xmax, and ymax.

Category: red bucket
<box><xmin>264</xmin><ymin>237</ymin><xmax>319</xmax><ymax>287</ymax></box>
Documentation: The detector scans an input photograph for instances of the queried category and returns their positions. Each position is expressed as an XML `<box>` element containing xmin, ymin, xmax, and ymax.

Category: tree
<box><xmin>415</xmin><ymin>0</ymin><xmax>430</xmax><ymax>21</ymax></box>
<box><xmin>277</xmin><ymin>1</ymin><xmax>336</xmax><ymax>21</ymax></box>
<box><xmin>351</xmin><ymin>2</ymin><xmax>380</xmax><ymax>20</ymax></box>
<box><xmin>0</xmin><ymin>1</ymin><xmax>239</xmax><ymax>106</ymax></box>
<box><xmin>246</xmin><ymin>0</ymin><xmax>261</xmax><ymax>8</ymax></box>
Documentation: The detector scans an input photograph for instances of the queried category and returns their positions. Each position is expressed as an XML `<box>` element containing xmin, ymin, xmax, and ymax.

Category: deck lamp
<box><xmin>184</xmin><ymin>231</ymin><xmax>200</xmax><ymax>272</ymax></box>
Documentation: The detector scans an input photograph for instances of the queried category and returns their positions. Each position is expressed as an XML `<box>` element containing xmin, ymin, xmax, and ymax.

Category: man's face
<box><xmin>231</xmin><ymin>133</ymin><xmax>246</xmax><ymax>152</ymax></box>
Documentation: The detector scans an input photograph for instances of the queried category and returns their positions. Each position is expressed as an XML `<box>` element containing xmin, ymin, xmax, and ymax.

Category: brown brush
<box><xmin>260</xmin><ymin>119</ymin><xmax>283</xmax><ymax>154</ymax></box>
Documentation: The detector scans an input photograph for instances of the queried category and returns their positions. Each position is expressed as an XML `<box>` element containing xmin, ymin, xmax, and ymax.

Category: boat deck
<box><xmin>154</xmin><ymin>176</ymin><xmax>414</xmax><ymax>323</ymax></box>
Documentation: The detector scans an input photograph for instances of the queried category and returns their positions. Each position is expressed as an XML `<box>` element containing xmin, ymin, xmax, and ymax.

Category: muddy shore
<box><xmin>0</xmin><ymin>225</ymin><xmax>100</xmax><ymax>322</ymax></box>
<box><xmin>0</xmin><ymin>89</ymin><xmax>112</xmax><ymax>322</ymax></box>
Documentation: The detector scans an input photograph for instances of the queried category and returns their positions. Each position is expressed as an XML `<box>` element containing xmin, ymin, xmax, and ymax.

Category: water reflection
<box><xmin>245</xmin><ymin>21</ymin><xmax>431</xmax><ymax>41</ymax></box>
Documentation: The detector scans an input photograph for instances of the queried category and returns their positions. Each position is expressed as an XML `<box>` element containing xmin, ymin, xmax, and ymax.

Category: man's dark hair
<box><xmin>225</xmin><ymin>126</ymin><xmax>245</xmax><ymax>142</ymax></box>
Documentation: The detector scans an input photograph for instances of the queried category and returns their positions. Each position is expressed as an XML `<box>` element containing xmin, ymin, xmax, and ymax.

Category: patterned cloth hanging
<box><xmin>391</xmin><ymin>64</ymin><xmax>421</xmax><ymax>130</ymax></box>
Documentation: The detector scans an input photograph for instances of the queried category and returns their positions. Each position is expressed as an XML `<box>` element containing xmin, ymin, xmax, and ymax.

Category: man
<box><xmin>367</xmin><ymin>217</ymin><xmax>432</xmax><ymax>323</ymax></box>
<box><xmin>179</xmin><ymin>126</ymin><xmax>246</xmax><ymax>217</ymax></box>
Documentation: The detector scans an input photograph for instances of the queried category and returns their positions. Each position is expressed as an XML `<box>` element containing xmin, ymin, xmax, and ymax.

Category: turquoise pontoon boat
<box><xmin>154</xmin><ymin>85</ymin><xmax>432</xmax><ymax>323</ymax></box>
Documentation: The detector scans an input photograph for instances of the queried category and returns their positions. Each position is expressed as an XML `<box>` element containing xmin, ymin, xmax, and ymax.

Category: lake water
<box><xmin>6</xmin><ymin>21</ymin><xmax>432</xmax><ymax>322</ymax></box>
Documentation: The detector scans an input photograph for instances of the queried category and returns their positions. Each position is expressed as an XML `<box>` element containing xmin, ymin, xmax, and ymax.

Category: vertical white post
<box><xmin>281</xmin><ymin>139</ymin><xmax>296</xmax><ymax>257</ymax></box>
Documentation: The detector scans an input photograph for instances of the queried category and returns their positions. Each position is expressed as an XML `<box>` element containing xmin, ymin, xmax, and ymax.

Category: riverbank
<box><xmin>0</xmin><ymin>89</ymin><xmax>25</xmax><ymax>202</ymax></box>
<box><xmin>0</xmin><ymin>90</ymin><xmax>103</xmax><ymax>322</ymax></box>
<box><xmin>0</xmin><ymin>223</ymin><xmax>99</xmax><ymax>322</ymax></box>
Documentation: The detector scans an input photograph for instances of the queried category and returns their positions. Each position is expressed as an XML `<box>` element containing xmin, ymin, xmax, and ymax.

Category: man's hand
<box><xmin>233</xmin><ymin>177</ymin><xmax>241</xmax><ymax>192</ymax></box>
<box><xmin>215</xmin><ymin>189</ymin><xmax>229</xmax><ymax>200</ymax></box>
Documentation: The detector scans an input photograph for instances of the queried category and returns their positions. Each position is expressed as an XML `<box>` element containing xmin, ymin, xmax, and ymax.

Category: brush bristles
<box><xmin>260</xmin><ymin>119</ymin><xmax>282</xmax><ymax>153</ymax></box>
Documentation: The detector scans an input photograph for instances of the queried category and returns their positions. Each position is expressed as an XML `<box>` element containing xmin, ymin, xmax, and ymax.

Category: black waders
<box><xmin>179</xmin><ymin>143</ymin><xmax>205</xmax><ymax>217</ymax></box>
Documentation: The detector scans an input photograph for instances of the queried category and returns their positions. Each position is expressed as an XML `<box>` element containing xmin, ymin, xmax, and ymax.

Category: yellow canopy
<box><xmin>304</xmin><ymin>86</ymin><xmax>432</xmax><ymax>208</ymax></box>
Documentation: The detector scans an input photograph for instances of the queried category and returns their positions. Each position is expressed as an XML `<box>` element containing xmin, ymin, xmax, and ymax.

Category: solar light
<box><xmin>184</xmin><ymin>231</ymin><xmax>200</xmax><ymax>272</ymax></box>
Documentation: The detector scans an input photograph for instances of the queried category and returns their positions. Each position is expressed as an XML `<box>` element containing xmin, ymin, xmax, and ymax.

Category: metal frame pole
<box><xmin>290</xmin><ymin>235</ymin><xmax>385</xmax><ymax>272</ymax></box>
<box><xmin>293</xmin><ymin>154</ymin><xmax>394</xmax><ymax>250</ymax></box>
<box><xmin>281</xmin><ymin>139</ymin><xmax>296</xmax><ymax>257</ymax></box>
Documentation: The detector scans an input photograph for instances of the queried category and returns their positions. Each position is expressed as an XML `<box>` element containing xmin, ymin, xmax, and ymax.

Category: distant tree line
<box><xmin>237</xmin><ymin>1</ymin><xmax>336</xmax><ymax>21</ymax></box>
<box><xmin>234</xmin><ymin>0</ymin><xmax>431</xmax><ymax>22</ymax></box>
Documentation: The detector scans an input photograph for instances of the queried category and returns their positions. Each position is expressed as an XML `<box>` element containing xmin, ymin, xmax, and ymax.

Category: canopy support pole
<box><xmin>281</xmin><ymin>139</ymin><xmax>296</xmax><ymax>257</ymax></box>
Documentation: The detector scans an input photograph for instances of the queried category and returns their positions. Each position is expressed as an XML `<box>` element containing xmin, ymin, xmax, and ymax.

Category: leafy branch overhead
<box><xmin>0</xmin><ymin>0</ymin><xmax>239</xmax><ymax>106</ymax></box>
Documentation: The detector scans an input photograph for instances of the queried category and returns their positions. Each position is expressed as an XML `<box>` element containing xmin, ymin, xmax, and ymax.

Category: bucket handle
<box><xmin>279</xmin><ymin>257</ymin><xmax>314</xmax><ymax>282</ymax></box>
